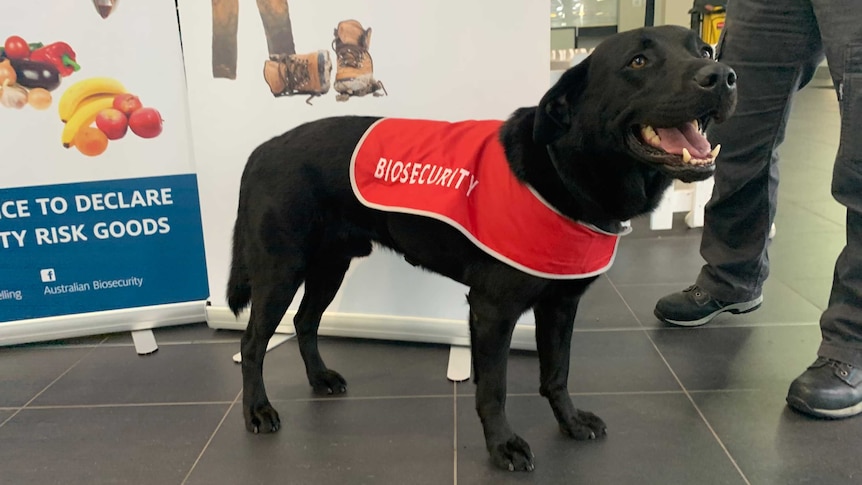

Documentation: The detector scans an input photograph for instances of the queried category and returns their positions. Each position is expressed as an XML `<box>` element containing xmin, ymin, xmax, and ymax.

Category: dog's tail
<box><xmin>227</xmin><ymin>210</ymin><xmax>252</xmax><ymax>317</ymax></box>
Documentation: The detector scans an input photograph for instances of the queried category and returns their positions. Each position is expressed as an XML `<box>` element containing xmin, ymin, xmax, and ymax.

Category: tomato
<box><xmin>3</xmin><ymin>36</ymin><xmax>30</xmax><ymax>60</ymax></box>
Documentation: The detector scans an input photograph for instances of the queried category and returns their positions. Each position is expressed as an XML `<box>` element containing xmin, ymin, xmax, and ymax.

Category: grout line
<box><xmin>181</xmin><ymin>388</ymin><xmax>242</xmax><ymax>485</ymax></box>
<box><xmin>0</xmin><ymin>336</ymin><xmax>108</xmax><ymax>430</ymax></box>
<box><xmin>4</xmin><ymin>390</ymin><xmax>763</xmax><ymax>415</ymax></box>
<box><xmin>453</xmin><ymin>382</ymin><xmax>458</xmax><ymax>485</ymax></box>
<box><xmin>24</xmin><ymin>401</ymin><xmax>235</xmax><ymax>410</ymax></box>
<box><xmin>607</xmin><ymin>278</ymin><xmax>753</xmax><ymax>485</ymax></box>
<box><xmin>642</xmin><ymin>321</ymin><xmax>819</xmax><ymax>330</ymax></box>
<box><xmin>277</xmin><ymin>394</ymin><xmax>457</xmax><ymax>403</ymax></box>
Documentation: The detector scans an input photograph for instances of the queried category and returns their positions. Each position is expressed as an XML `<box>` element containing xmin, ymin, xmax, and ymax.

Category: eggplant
<box><xmin>11</xmin><ymin>59</ymin><xmax>61</xmax><ymax>91</ymax></box>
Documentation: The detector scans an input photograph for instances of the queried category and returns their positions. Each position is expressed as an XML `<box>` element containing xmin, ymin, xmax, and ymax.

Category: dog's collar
<box><xmin>543</xmin><ymin>145</ymin><xmax>631</xmax><ymax>236</ymax></box>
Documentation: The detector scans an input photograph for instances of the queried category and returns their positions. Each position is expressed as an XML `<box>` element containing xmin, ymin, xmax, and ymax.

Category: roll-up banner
<box><xmin>178</xmin><ymin>1</ymin><xmax>548</xmax><ymax>348</ymax></box>
<box><xmin>0</xmin><ymin>1</ymin><xmax>208</xmax><ymax>346</ymax></box>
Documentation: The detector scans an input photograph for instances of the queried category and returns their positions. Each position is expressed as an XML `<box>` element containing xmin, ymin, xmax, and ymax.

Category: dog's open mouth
<box><xmin>629</xmin><ymin>118</ymin><xmax>720</xmax><ymax>170</ymax></box>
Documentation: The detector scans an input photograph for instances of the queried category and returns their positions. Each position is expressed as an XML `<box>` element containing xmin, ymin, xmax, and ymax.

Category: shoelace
<box><xmin>286</xmin><ymin>57</ymin><xmax>310</xmax><ymax>88</ymax></box>
<box><xmin>333</xmin><ymin>41</ymin><xmax>366</xmax><ymax>68</ymax></box>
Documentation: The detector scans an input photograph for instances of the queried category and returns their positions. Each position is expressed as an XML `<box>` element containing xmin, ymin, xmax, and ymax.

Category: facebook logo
<box><xmin>40</xmin><ymin>269</ymin><xmax>56</xmax><ymax>283</ymax></box>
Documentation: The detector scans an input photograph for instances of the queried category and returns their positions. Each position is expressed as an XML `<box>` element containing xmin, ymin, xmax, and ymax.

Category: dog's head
<box><xmin>534</xmin><ymin>25</ymin><xmax>736</xmax><ymax>183</ymax></box>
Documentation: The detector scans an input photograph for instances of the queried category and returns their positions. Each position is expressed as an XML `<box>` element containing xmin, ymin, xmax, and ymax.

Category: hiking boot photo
<box><xmin>263</xmin><ymin>50</ymin><xmax>332</xmax><ymax>105</ymax></box>
<box><xmin>654</xmin><ymin>284</ymin><xmax>763</xmax><ymax>327</ymax></box>
<box><xmin>332</xmin><ymin>19</ymin><xmax>387</xmax><ymax>102</ymax></box>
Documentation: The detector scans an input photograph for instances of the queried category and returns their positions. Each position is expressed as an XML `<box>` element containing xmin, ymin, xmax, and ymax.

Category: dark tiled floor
<box><xmin>1</xmin><ymin>88</ymin><xmax>859</xmax><ymax>484</ymax></box>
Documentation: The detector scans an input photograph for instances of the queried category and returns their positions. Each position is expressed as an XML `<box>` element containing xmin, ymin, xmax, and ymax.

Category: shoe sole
<box><xmin>654</xmin><ymin>296</ymin><xmax>763</xmax><ymax>327</ymax></box>
<box><xmin>786</xmin><ymin>395</ymin><xmax>862</xmax><ymax>419</ymax></box>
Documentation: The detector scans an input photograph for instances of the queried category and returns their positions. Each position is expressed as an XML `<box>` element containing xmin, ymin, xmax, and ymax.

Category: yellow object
<box><xmin>57</xmin><ymin>77</ymin><xmax>125</xmax><ymax>122</ymax></box>
<box><xmin>702</xmin><ymin>12</ymin><xmax>726</xmax><ymax>45</ymax></box>
<box><xmin>61</xmin><ymin>96</ymin><xmax>115</xmax><ymax>147</ymax></box>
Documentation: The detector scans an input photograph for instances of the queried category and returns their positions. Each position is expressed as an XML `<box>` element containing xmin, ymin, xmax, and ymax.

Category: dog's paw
<box><xmin>489</xmin><ymin>434</ymin><xmax>535</xmax><ymax>472</ymax></box>
<box><xmin>560</xmin><ymin>409</ymin><xmax>607</xmax><ymax>440</ymax></box>
<box><xmin>244</xmin><ymin>402</ymin><xmax>281</xmax><ymax>434</ymax></box>
<box><xmin>310</xmin><ymin>369</ymin><xmax>347</xmax><ymax>395</ymax></box>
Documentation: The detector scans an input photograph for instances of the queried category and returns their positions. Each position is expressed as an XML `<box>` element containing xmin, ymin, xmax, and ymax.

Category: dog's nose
<box><xmin>694</xmin><ymin>64</ymin><xmax>737</xmax><ymax>93</ymax></box>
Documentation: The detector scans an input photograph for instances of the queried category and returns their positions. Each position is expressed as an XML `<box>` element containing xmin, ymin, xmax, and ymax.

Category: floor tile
<box><xmin>573</xmin><ymin>276</ymin><xmax>641</xmax><ymax>330</ymax></box>
<box><xmin>185</xmin><ymin>398</ymin><xmax>453</xmax><ymax>485</ymax></box>
<box><xmin>31</xmin><ymin>343</ymin><xmax>241</xmax><ymax>406</ymax></box>
<box><xmin>778</xmin><ymin>137</ymin><xmax>840</xmax><ymax>171</ymax></box>
<box><xmin>769</xmin><ymin>229</ymin><xmax>844</xmax><ymax>281</ymax></box>
<box><xmin>456</xmin><ymin>393</ymin><xmax>746</xmax><ymax>485</ymax></box>
<box><xmin>773</xmin><ymin>199</ymin><xmax>844</xmax><ymax>235</ymax></box>
<box><xmin>259</xmin><ymin>337</ymin><xmax>455</xmax><ymax>400</ymax></box>
<box><xmin>777</xmin><ymin>166</ymin><xmax>834</xmax><ymax>204</ymax></box>
<box><xmin>693</xmin><ymin>390</ymin><xmax>862</xmax><ymax>485</ymax></box>
<box><xmin>608</xmin><ymin>236</ymin><xmax>706</xmax><ymax>285</ymax></box>
<box><xmin>648</xmin><ymin>325</ymin><xmax>821</xmax><ymax>392</ymax></box>
<box><xmin>505</xmin><ymin>330</ymin><xmax>679</xmax><ymax>395</ymax></box>
<box><xmin>781</xmin><ymin>276</ymin><xmax>833</xmax><ymax>311</ymax></box>
<box><xmin>0</xmin><ymin>346</ymin><xmax>92</xmax><ymax>407</ymax></box>
<box><xmin>801</xmin><ymin>199</ymin><xmax>846</xmax><ymax>227</ymax></box>
<box><xmin>0</xmin><ymin>404</ymin><xmax>229</xmax><ymax>485</ymax></box>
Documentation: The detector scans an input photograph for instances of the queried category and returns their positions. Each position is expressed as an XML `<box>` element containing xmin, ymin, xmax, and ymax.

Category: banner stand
<box><xmin>131</xmin><ymin>328</ymin><xmax>159</xmax><ymax>355</ymax></box>
<box><xmin>0</xmin><ymin>302</ymin><xmax>205</xmax><ymax>348</ymax></box>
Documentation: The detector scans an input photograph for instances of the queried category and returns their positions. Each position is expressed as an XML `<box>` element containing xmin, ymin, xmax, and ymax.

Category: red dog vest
<box><xmin>350</xmin><ymin>118</ymin><xmax>620</xmax><ymax>279</ymax></box>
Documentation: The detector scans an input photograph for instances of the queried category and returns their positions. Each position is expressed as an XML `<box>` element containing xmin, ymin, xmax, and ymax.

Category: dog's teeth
<box><xmin>682</xmin><ymin>148</ymin><xmax>692</xmax><ymax>163</ymax></box>
<box><xmin>641</xmin><ymin>126</ymin><xmax>663</xmax><ymax>148</ymax></box>
<box><xmin>710</xmin><ymin>144</ymin><xmax>721</xmax><ymax>159</ymax></box>
<box><xmin>691</xmin><ymin>120</ymin><xmax>699</xmax><ymax>131</ymax></box>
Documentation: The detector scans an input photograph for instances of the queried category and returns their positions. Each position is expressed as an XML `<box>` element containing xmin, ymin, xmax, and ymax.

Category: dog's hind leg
<box><xmin>241</xmin><ymin>272</ymin><xmax>303</xmax><ymax>434</ymax></box>
<box><xmin>533</xmin><ymin>293</ymin><xmax>607</xmax><ymax>440</ymax></box>
<box><xmin>467</xmin><ymin>289</ymin><xmax>535</xmax><ymax>472</ymax></box>
<box><xmin>294</xmin><ymin>255</ymin><xmax>353</xmax><ymax>395</ymax></box>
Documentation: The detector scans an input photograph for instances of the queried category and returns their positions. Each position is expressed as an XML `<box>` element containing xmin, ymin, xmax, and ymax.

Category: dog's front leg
<box><xmin>533</xmin><ymin>295</ymin><xmax>607</xmax><ymax>440</ymax></box>
<box><xmin>467</xmin><ymin>290</ymin><xmax>534</xmax><ymax>472</ymax></box>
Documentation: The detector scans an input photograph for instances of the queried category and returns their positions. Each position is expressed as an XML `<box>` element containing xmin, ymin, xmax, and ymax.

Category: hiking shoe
<box><xmin>263</xmin><ymin>50</ymin><xmax>332</xmax><ymax>104</ymax></box>
<box><xmin>787</xmin><ymin>357</ymin><xmax>862</xmax><ymax>419</ymax></box>
<box><xmin>332</xmin><ymin>19</ymin><xmax>386</xmax><ymax>101</ymax></box>
<box><xmin>654</xmin><ymin>284</ymin><xmax>762</xmax><ymax>327</ymax></box>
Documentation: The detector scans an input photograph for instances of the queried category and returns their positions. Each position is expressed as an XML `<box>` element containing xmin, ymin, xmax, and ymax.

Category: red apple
<box><xmin>95</xmin><ymin>108</ymin><xmax>129</xmax><ymax>140</ymax></box>
<box><xmin>129</xmin><ymin>107</ymin><xmax>163</xmax><ymax>139</ymax></box>
<box><xmin>113</xmin><ymin>93</ymin><xmax>143</xmax><ymax>116</ymax></box>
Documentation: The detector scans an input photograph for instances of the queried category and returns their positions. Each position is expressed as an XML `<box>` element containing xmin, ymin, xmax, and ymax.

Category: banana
<box><xmin>61</xmin><ymin>96</ymin><xmax>115</xmax><ymax>147</ymax></box>
<box><xmin>58</xmin><ymin>77</ymin><xmax>126</xmax><ymax>122</ymax></box>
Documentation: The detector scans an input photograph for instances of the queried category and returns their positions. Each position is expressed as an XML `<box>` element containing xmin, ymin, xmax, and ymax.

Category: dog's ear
<box><xmin>533</xmin><ymin>58</ymin><xmax>590</xmax><ymax>145</ymax></box>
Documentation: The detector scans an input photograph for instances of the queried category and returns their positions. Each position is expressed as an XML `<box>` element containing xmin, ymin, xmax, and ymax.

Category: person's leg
<box><xmin>212</xmin><ymin>0</ymin><xmax>239</xmax><ymax>79</ymax></box>
<box><xmin>787</xmin><ymin>0</ymin><xmax>862</xmax><ymax>418</ymax></box>
<box><xmin>655</xmin><ymin>0</ymin><xmax>824</xmax><ymax>326</ymax></box>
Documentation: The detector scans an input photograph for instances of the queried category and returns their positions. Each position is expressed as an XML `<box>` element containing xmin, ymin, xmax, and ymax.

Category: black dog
<box><xmin>228</xmin><ymin>25</ymin><xmax>736</xmax><ymax>472</ymax></box>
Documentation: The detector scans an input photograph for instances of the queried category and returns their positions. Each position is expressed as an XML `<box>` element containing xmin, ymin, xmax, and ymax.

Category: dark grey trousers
<box><xmin>695</xmin><ymin>0</ymin><xmax>862</xmax><ymax>367</ymax></box>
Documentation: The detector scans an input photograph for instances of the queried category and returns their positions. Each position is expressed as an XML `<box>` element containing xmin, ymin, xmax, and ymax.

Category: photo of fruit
<box><xmin>0</xmin><ymin>35</ymin><xmax>81</xmax><ymax>110</ymax></box>
<box><xmin>58</xmin><ymin>76</ymin><xmax>164</xmax><ymax>156</ymax></box>
<box><xmin>2</xmin><ymin>0</ymin><xmax>193</xmax><ymax>186</ymax></box>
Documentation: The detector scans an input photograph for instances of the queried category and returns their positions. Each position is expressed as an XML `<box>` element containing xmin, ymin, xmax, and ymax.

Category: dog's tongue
<box><xmin>656</xmin><ymin>124</ymin><xmax>711</xmax><ymax>158</ymax></box>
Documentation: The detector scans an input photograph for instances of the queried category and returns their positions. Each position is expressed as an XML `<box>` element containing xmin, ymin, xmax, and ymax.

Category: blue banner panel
<box><xmin>0</xmin><ymin>174</ymin><xmax>209</xmax><ymax>322</ymax></box>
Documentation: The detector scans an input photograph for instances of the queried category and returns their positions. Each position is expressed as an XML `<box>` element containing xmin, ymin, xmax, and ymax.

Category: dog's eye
<box><xmin>629</xmin><ymin>55</ymin><xmax>647</xmax><ymax>69</ymax></box>
<box><xmin>701</xmin><ymin>46</ymin><xmax>714</xmax><ymax>59</ymax></box>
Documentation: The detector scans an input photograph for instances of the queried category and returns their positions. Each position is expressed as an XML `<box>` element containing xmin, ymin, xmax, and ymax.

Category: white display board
<box><xmin>0</xmin><ymin>1</ymin><xmax>208</xmax><ymax>346</ymax></box>
<box><xmin>178</xmin><ymin>1</ymin><xmax>548</xmax><ymax>348</ymax></box>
